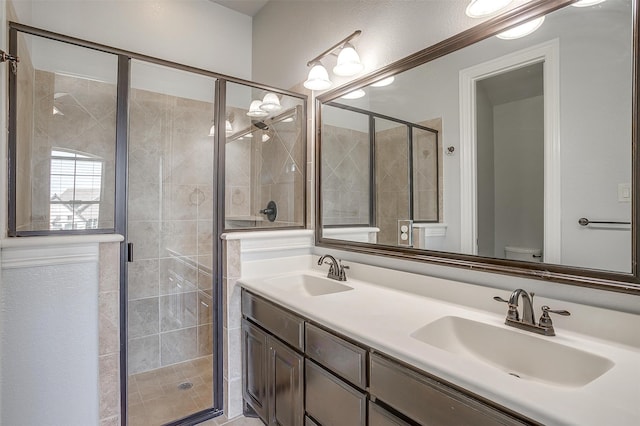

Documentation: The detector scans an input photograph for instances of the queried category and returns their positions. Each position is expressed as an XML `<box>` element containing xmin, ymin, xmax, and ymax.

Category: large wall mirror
<box><xmin>316</xmin><ymin>0</ymin><xmax>640</xmax><ymax>293</ymax></box>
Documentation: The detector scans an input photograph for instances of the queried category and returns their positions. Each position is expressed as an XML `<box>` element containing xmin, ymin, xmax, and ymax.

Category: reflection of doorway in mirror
<box><xmin>476</xmin><ymin>63</ymin><xmax>544</xmax><ymax>261</ymax></box>
<box><xmin>459</xmin><ymin>40</ymin><xmax>561</xmax><ymax>264</ymax></box>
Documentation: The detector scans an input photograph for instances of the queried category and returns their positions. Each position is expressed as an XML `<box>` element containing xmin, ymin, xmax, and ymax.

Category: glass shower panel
<box><xmin>320</xmin><ymin>106</ymin><xmax>370</xmax><ymax>227</ymax></box>
<box><xmin>375</xmin><ymin>118</ymin><xmax>410</xmax><ymax>246</ymax></box>
<box><xmin>224</xmin><ymin>81</ymin><xmax>306</xmax><ymax>229</ymax></box>
<box><xmin>13</xmin><ymin>33</ymin><xmax>118</xmax><ymax>232</ymax></box>
<box><xmin>127</xmin><ymin>60</ymin><xmax>216</xmax><ymax>425</ymax></box>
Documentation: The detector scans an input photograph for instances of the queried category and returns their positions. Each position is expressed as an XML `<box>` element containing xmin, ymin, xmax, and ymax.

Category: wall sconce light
<box><xmin>465</xmin><ymin>0</ymin><xmax>513</xmax><ymax>18</ymax></box>
<box><xmin>260</xmin><ymin>92</ymin><xmax>282</xmax><ymax>112</ymax></box>
<box><xmin>247</xmin><ymin>100</ymin><xmax>269</xmax><ymax>117</ymax></box>
<box><xmin>304</xmin><ymin>30</ymin><xmax>363</xmax><ymax>91</ymax></box>
<box><xmin>208</xmin><ymin>119</ymin><xmax>233</xmax><ymax>137</ymax></box>
<box><xmin>496</xmin><ymin>16</ymin><xmax>545</xmax><ymax>40</ymax></box>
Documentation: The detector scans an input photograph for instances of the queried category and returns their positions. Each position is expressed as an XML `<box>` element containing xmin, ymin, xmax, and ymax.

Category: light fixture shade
<box><xmin>333</xmin><ymin>43</ymin><xmax>364</xmax><ymax>76</ymax></box>
<box><xmin>497</xmin><ymin>16</ymin><xmax>545</xmax><ymax>40</ymax></box>
<box><xmin>208</xmin><ymin>123</ymin><xmax>215</xmax><ymax>137</ymax></box>
<box><xmin>571</xmin><ymin>0</ymin><xmax>606</xmax><ymax>7</ymax></box>
<box><xmin>225</xmin><ymin>119</ymin><xmax>233</xmax><ymax>134</ymax></box>
<box><xmin>371</xmin><ymin>76</ymin><xmax>395</xmax><ymax>88</ymax></box>
<box><xmin>304</xmin><ymin>62</ymin><xmax>332</xmax><ymax>90</ymax></box>
<box><xmin>247</xmin><ymin>100</ymin><xmax>269</xmax><ymax>117</ymax></box>
<box><xmin>465</xmin><ymin>0</ymin><xmax>514</xmax><ymax>18</ymax></box>
<box><xmin>341</xmin><ymin>89</ymin><xmax>366</xmax><ymax>100</ymax></box>
<box><xmin>260</xmin><ymin>92</ymin><xmax>282</xmax><ymax>112</ymax></box>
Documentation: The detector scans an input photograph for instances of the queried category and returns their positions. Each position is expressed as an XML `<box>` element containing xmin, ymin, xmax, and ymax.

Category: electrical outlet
<box><xmin>397</xmin><ymin>220</ymin><xmax>413</xmax><ymax>247</ymax></box>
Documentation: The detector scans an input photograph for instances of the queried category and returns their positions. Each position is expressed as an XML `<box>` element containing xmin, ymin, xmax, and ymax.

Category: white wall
<box><xmin>12</xmin><ymin>0</ymin><xmax>253</xmax><ymax>80</ymax></box>
<box><xmin>0</xmin><ymin>242</ymin><xmax>100</xmax><ymax>426</ymax></box>
<box><xmin>493</xmin><ymin>95</ymin><xmax>544</xmax><ymax>258</ymax></box>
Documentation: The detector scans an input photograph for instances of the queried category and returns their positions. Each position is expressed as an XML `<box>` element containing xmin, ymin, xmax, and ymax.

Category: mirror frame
<box><xmin>315</xmin><ymin>0</ymin><xmax>640</xmax><ymax>294</ymax></box>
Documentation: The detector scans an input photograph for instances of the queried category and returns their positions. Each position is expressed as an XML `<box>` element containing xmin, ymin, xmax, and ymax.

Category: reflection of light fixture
<box><xmin>304</xmin><ymin>61</ymin><xmax>333</xmax><ymax>91</ymax></box>
<box><xmin>261</xmin><ymin>133</ymin><xmax>271</xmax><ymax>143</ymax></box>
<box><xmin>260</xmin><ymin>92</ymin><xmax>282</xmax><ymax>112</ymax></box>
<box><xmin>341</xmin><ymin>89</ymin><xmax>366</xmax><ymax>100</ymax></box>
<box><xmin>304</xmin><ymin>30</ymin><xmax>363</xmax><ymax>91</ymax></box>
<box><xmin>497</xmin><ymin>16</ymin><xmax>545</xmax><ymax>40</ymax></box>
<box><xmin>207</xmin><ymin>119</ymin><xmax>233</xmax><ymax>137</ymax></box>
<box><xmin>465</xmin><ymin>0</ymin><xmax>513</xmax><ymax>18</ymax></box>
<box><xmin>282</xmin><ymin>116</ymin><xmax>295</xmax><ymax>123</ymax></box>
<box><xmin>333</xmin><ymin>42</ymin><xmax>364</xmax><ymax>76</ymax></box>
<box><xmin>52</xmin><ymin>106</ymin><xmax>64</xmax><ymax>116</ymax></box>
<box><xmin>247</xmin><ymin>100</ymin><xmax>268</xmax><ymax>117</ymax></box>
<box><xmin>572</xmin><ymin>0</ymin><xmax>606</xmax><ymax>6</ymax></box>
<box><xmin>371</xmin><ymin>76</ymin><xmax>395</xmax><ymax>87</ymax></box>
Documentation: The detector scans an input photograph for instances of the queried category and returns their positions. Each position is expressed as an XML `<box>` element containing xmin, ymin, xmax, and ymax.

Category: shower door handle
<box><xmin>127</xmin><ymin>242</ymin><xmax>134</xmax><ymax>263</ymax></box>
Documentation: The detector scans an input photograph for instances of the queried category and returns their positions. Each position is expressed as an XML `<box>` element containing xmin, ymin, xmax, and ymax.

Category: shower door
<box><xmin>126</xmin><ymin>59</ymin><xmax>218</xmax><ymax>425</ymax></box>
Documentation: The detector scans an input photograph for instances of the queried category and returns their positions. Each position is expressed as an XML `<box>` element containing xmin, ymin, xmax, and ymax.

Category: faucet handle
<box><xmin>493</xmin><ymin>296</ymin><xmax>509</xmax><ymax>303</ymax></box>
<box><xmin>494</xmin><ymin>296</ymin><xmax>519</xmax><ymax>321</ymax></box>
<box><xmin>539</xmin><ymin>305</ymin><xmax>570</xmax><ymax>330</ymax></box>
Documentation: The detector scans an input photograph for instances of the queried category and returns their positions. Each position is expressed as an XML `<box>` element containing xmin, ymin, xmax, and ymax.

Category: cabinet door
<box><xmin>242</xmin><ymin>319</ymin><xmax>269</xmax><ymax>422</ymax></box>
<box><xmin>268</xmin><ymin>335</ymin><xmax>304</xmax><ymax>426</ymax></box>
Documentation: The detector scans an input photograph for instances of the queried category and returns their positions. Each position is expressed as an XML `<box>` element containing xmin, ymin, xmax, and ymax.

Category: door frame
<box><xmin>459</xmin><ymin>39</ymin><xmax>561</xmax><ymax>263</ymax></box>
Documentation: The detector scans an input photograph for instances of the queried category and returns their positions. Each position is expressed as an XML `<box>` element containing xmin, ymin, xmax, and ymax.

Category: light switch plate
<box><xmin>618</xmin><ymin>183</ymin><xmax>631</xmax><ymax>203</ymax></box>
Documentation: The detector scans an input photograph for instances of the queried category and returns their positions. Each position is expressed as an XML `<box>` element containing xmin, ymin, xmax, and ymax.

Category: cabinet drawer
<box><xmin>370</xmin><ymin>354</ymin><xmax>530</xmax><ymax>426</ymax></box>
<box><xmin>369</xmin><ymin>401</ymin><xmax>412</xmax><ymax>426</ymax></box>
<box><xmin>242</xmin><ymin>290</ymin><xmax>304</xmax><ymax>351</ymax></box>
<box><xmin>305</xmin><ymin>323</ymin><xmax>367</xmax><ymax>389</ymax></box>
<box><xmin>305</xmin><ymin>360</ymin><xmax>366</xmax><ymax>426</ymax></box>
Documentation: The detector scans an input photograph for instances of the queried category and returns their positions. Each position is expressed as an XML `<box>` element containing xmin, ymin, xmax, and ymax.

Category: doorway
<box><xmin>459</xmin><ymin>40</ymin><xmax>561</xmax><ymax>263</ymax></box>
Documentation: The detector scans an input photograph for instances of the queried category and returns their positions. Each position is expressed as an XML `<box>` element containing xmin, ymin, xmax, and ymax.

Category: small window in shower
<box><xmin>49</xmin><ymin>149</ymin><xmax>104</xmax><ymax>230</ymax></box>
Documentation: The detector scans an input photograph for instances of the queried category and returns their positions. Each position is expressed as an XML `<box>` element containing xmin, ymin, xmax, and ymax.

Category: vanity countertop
<box><xmin>238</xmin><ymin>257</ymin><xmax>640</xmax><ymax>426</ymax></box>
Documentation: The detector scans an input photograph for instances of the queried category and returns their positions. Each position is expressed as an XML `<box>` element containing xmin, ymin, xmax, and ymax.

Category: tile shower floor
<box><xmin>128</xmin><ymin>355</ymin><xmax>214</xmax><ymax>426</ymax></box>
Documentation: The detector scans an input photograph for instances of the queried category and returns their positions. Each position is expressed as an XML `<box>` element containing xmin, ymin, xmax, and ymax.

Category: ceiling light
<box><xmin>371</xmin><ymin>76</ymin><xmax>395</xmax><ymax>87</ymax></box>
<box><xmin>341</xmin><ymin>89</ymin><xmax>366</xmax><ymax>100</ymax></box>
<box><xmin>304</xmin><ymin>61</ymin><xmax>333</xmax><ymax>91</ymax></box>
<box><xmin>571</xmin><ymin>0</ymin><xmax>606</xmax><ymax>7</ymax></box>
<box><xmin>465</xmin><ymin>0</ymin><xmax>514</xmax><ymax>18</ymax></box>
<box><xmin>333</xmin><ymin>42</ymin><xmax>364</xmax><ymax>77</ymax></box>
<box><xmin>497</xmin><ymin>16</ymin><xmax>545</xmax><ymax>40</ymax></box>
<box><xmin>247</xmin><ymin>100</ymin><xmax>268</xmax><ymax>117</ymax></box>
<box><xmin>260</xmin><ymin>92</ymin><xmax>282</xmax><ymax>112</ymax></box>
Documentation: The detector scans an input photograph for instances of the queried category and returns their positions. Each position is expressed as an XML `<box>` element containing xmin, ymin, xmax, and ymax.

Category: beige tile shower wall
<box><xmin>15</xmin><ymin>32</ymin><xmax>34</xmax><ymax>231</ymax></box>
<box><xmin>258</xmin><ymin>108</ymin><xmax>306</xmax><ymax>227</ymax></box>
<box><xmin>321</xmin><ymin>124</ymin><xmax>370</xmax><ymax>226</ymax></box>
<box><xmin>222</xmin><ymin>239</ymin><xmax>243</xmax><ymax>418</ymax></box>
<box><xmin>376</xmin><ymin>125</ymin><xmax>410</xmax><ymax>245</ymax></box>
<box><xmin>127</xmin><ymin>88</ymin><xmax>214</xmax><ymax>375</ymax></box>
<box><xmin>99</xmin><ymin>242</ymin><xmax>121</xmax><ymax>426</ymax></box>
<box><xmin>31</xmin><ymin>70</ymin><xmax>117</xmax><ymax>230</ymax></box>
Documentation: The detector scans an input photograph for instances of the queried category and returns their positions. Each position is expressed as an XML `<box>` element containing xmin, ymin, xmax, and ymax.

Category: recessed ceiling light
<box><xmin>497</xmin><ymin>16</ymin><xmax>545</xmax><ymax>40</ymax></box>
<box><xmin>465</xmin><ymin>0</ymin><xmax>514</xmax><ymax>18</ymax></box>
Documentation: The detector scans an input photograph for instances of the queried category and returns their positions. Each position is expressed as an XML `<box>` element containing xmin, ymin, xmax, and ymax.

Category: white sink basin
<box><xmin>265</xmin><ymin>274</ymin><xmax>354</xmax><ymax>297</ymax></box>
<box><xmin>411</xmin><ymin>316</ymin><xmax>614</xmax><ymax>388</ymax></box>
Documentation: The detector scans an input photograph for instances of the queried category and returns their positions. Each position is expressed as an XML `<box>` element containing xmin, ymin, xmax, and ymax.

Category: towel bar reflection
<box><xmin>578</xmin><ymin>217</ymin><xmax>631</xmax><ymax>226</ymax></box>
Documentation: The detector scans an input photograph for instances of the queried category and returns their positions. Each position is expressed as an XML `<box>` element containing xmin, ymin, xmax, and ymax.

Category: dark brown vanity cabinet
<box><xmin>241</xmin><ymin>290</ymin><xmax>535</xmax><ymax>426</ymax></box>
<box><xmin>242</xmin><ymin>292</ymin><xmax>305</xmax><ymax>426</ymax></box>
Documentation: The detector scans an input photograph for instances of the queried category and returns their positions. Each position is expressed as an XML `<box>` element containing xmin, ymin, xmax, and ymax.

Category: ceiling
<box><xmin>211</xmin><ymin>0</ymin><xmax>269</xmax><ymax>17</ymax></box>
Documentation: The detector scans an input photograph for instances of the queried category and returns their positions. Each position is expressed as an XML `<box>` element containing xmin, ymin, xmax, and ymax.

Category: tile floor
<box><xmin>128</xmin><ymin>355</ymin><xmax>214</xmax><ymax>426</ymax></box>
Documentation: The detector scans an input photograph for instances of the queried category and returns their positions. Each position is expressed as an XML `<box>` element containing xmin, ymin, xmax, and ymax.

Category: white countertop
<box><xmin>239</xmin><ymin>257</ymin><xmax>640</xmax><ymax>425</ymax></box>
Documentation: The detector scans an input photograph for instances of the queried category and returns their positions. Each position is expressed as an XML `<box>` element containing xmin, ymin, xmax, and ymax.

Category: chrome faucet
<box><xmin>317</xmin><ymin>254</ymin><xmax>349</xmax><ymax>281</ymax></box>
<box><xmin>494</xmin><ymin>289</ymin><xmax>570</xmax><ymax>336</ymax></box>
